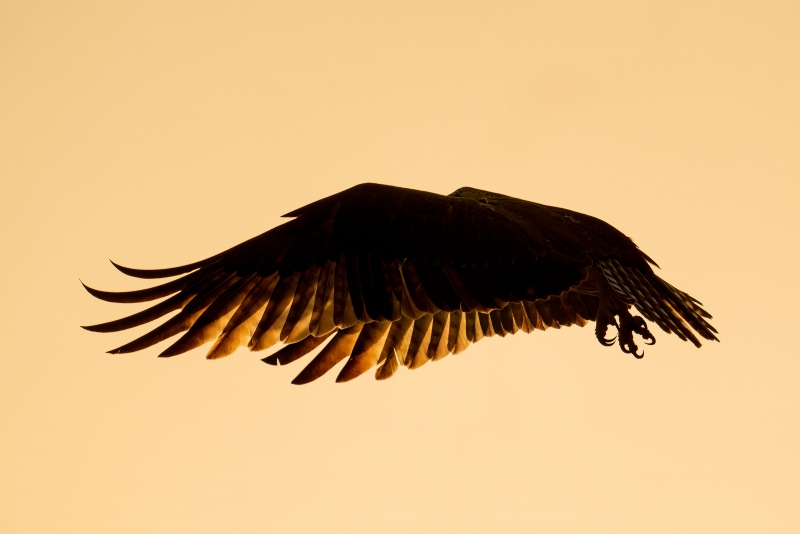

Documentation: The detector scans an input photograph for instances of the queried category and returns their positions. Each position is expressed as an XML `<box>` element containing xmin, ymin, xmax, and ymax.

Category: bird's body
<box><xmin>83</xmin><ymin>183</ymin><xmax>717</xmax><ymax>383</ymax></box>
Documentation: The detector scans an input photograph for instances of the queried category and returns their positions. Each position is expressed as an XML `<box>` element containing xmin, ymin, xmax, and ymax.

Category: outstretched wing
<box><xmin>81</xmin><ymin>183</ymin><xmax>656</xmax><ymax>382</ymax></box>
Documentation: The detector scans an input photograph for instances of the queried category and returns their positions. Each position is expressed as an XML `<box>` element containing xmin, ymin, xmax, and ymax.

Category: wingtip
<box><xmin>290</xmin><ymin>371</ymin><xmax>316</xmax><ymax>385</ymax></box>
<box><xmin>79</xmin><ymin>280</ymin><xmax>110</xmax><ymax>301</ymax></box>
<box><xmin>109</xmin><ymin>259</ymin><xmax>144</xmax><ymax>277</ymax></box>
<box><xmin>79</xmin><ymin>279</ymin><xmax>94</xmax><ymax>294</ymax></box>
<box><xmin>106</xmin><ymin>339</ymin><xmax>145</xmax><ymax>353</ymax></box>
<box><xmin>157</xmin><ymin>345</ymin><xmax>183</xmax><ymax>358</ymax></box>
<box><xmin>109</xmin><ymin>259</ymin><xmax>126</xmax><ymax>272</ymax></box>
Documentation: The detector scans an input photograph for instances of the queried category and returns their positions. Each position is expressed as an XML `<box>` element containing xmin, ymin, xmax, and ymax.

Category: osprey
<box><xmin>83</xmin><ymin>183</ymin><xmax>718</xmax><ymax>383</ymax></box>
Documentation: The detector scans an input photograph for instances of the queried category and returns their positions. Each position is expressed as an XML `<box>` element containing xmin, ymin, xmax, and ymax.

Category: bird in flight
<box><xmin>82</xmin><ymin>183</ymin><xmax>718</xmax><ymax>383</ymax></box>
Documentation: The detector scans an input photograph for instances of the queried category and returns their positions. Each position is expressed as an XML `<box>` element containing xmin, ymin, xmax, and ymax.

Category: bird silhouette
<box><xmin>82</xmin><ymin>183</ymin><xmax>718</xmax><ymax>383</ymax></box>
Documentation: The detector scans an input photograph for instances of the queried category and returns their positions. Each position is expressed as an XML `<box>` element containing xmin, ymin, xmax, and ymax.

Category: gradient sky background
<box><xmin>2</xmin><ymin>1</ymin><xmax>799</xmax><ymax>532</ymax></box>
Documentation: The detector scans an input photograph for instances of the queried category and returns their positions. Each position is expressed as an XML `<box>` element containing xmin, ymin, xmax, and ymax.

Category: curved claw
<box><xmin>599</xmin><ymin>335</ymin><xmax>617</xmax><ymax>346</ymax></box>
<box><xmin>630</xmin><ymin>316</ymin><xmax>656</xmax><ymax>346</ymax></box>
<box><xmin>619</xmin><ymin>340</ymin><xmax>644</xmax><ymax>358</ymax></box>
<box><xmin>594</xmin><ymin>310</ymin><xmax>618</xmax><ymax>348</ymax></box>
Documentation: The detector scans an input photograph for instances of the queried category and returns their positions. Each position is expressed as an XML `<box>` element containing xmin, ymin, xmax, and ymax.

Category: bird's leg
<box><xmin>616</xmin><ymin>308</ymin><xmax>644</xmax><ymax>359</ymax></box>
<box><xmin>594</xmin><ymin>282</ymin><xmax>618</xmax><ymax>347</ymax></box>
<box><xmin>630</xmin><ymin>315</ymin><xmax>655</xmax><ymax>346</ymax></box>
<box><xmin>589</xmin><ymin>264</ymin><xmax>655</xmax><ymax>357</ymax></box>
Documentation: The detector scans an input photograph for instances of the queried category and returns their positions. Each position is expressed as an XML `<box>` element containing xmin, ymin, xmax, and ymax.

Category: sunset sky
<box><xmin>2</xmin><ymin>1</ymin><xmax>799</xmax><ymax>532</ymax></box>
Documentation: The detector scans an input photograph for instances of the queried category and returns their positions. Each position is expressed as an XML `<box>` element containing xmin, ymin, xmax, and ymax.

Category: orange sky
<box><xmin>2</xmin><ymin>1</ymin><xmax>799</xmax><ymax>532</ymax></box>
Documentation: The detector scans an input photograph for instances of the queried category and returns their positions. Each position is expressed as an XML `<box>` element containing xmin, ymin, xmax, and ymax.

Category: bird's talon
<box><xmin>600</xmin><ymin>335</ymin><xmax>616</xmax><ymax>346</ymax></box>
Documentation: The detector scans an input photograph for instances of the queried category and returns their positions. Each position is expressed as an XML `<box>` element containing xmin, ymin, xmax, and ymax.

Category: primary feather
<box><xmin>82</xmin><ymin>183</ymin><xmax>718</xmax><ymax>383</ymax></box>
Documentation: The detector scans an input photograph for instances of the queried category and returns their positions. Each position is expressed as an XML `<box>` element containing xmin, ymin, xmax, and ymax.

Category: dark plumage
<box><xmin>82</xmin><ymin>183</ymin><xmax>718</xmax><ymax>383</ymax></box>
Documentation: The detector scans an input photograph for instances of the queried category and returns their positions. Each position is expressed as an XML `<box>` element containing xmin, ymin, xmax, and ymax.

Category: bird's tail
<box><xmin>595</xmin><ymin>258</ymin><xmax>718</xmax><ymax>346</ymax></box>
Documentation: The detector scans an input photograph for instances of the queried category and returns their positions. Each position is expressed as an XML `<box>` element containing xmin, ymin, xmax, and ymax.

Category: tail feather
<box><xmin>597</xmin><ymin>258</ymin><xmax>718</xmax><ymax>347</ymax></box>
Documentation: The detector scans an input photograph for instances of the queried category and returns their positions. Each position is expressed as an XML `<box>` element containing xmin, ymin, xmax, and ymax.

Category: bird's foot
<box><xmin>595</xmin><ymin>309</ymin><xmax>617</xmax><ymax>346</ymax></box>
<box><xmin>617</xmin><ymin>309</ymin><xmax>645</xmax><ymax>358</ymax></box>
<box><xmin>595</xmin><ymin>308</ymin><xmax>656</xmax><ymax>358</ymax></box>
